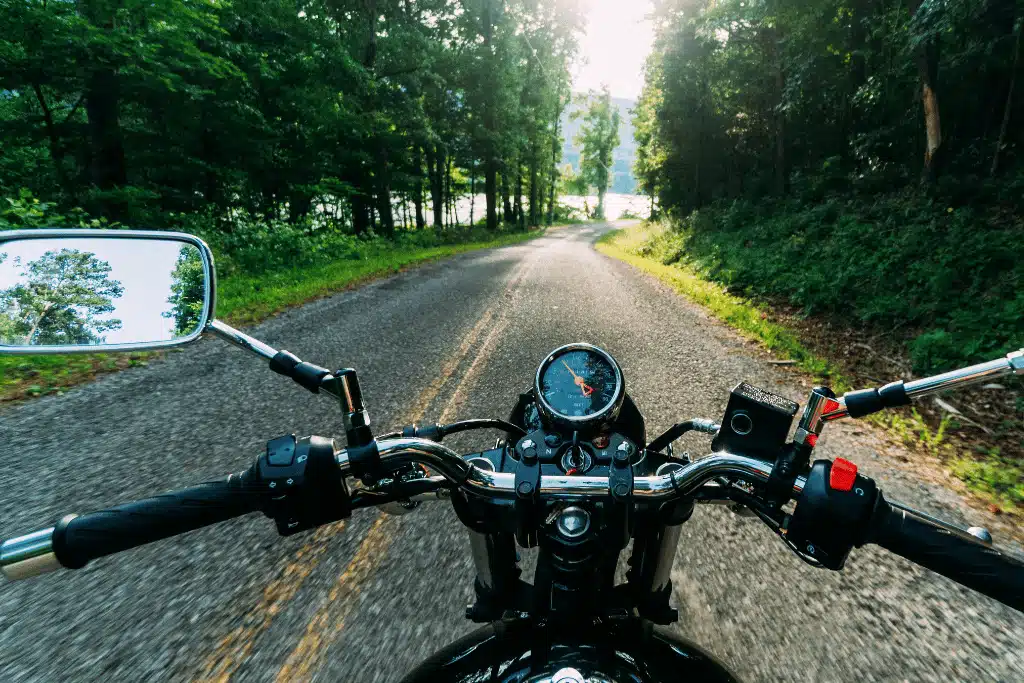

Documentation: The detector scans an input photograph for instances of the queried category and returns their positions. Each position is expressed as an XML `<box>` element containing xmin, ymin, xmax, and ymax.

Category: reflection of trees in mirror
<box><xmin>0</xmin><ymin>249</ymin><xmax>124</xmax><ymax>345</ymax></box>
<box><xmin>162</xmin><ymin>246</ymin><xmax>205</xmax><ymax>338</ymax></box>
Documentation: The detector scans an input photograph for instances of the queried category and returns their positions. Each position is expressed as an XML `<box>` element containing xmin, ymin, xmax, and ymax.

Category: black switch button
<box><xmin>267</xmin><ymin>434</ymin><xmax>296</xmax><ymax>466</ymax></box>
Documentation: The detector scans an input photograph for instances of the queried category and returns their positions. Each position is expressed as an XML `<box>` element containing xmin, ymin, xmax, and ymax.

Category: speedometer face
<box><xmin>539</xmin><ymin>348</ymin><xmax>619</xmax><ymax>419</ymax></box>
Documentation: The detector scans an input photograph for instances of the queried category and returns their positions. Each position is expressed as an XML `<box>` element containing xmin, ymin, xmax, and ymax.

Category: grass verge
<box><xmin>597</xmin><ymin>222</ymin><xmax>1021</xmax><ymax>515</ymax></box>
<box><xmin>0</xmin><ymin>228</ymin><xmax>543</xmax><ymax>404</ymax></box>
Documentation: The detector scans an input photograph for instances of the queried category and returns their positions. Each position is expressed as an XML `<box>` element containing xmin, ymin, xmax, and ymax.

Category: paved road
<box><xmin>0</xmin><ymin>223</ymin><xmax>1021</xmax><ymax>683</ymax></box>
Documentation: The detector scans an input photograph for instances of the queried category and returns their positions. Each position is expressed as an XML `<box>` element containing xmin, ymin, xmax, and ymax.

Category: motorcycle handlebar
<box><xmin>337</xmin><ymin>437</ymin><xmax>807</xmax><ymax>501</ymax></box>
<box><xmin>866</xmin><ymin>497</ymin><xmax>1024</xmax><ymax>612</ymax></box>
<box><xmin>4</xmin><ymin>436</ymin><xmax>1023</xmax><ymax>615</ymax></box>
<box><xmin>1</xmin><ymin>474</ymin><xmax>263</xmax><ymax>580</ymax></box>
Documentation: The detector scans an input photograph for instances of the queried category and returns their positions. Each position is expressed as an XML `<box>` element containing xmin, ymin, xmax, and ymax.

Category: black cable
<box><xmin>647</xmin><ymin>418</ymin><xmax>719</xmax><ymax>455</ymax></box>
<box><xmin>376</xmin><ymin>419</ymin><xmax>526</xmax><ymax>444</ymax></box>
<box><xmin>440</xmin><ymin>419</ymin><xmax>527</xmax><ymax>439</ymax></box>
<box><xmin>646</xmin><ymin>420</ymin><xmax>697</xmax><ymax>454</ymax></box>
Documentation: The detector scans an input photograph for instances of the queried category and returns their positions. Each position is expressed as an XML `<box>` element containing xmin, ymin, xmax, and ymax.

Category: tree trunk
<box><xmin>515</xmin><ymin>161</ymin><xmax>524</xmax><ymax>230</ymax></box>
<box><xmin>427</xmin><ymin>145</ymin><xmax>444</xmax><ymax>229</ymax></box>
<box><xmin>528</xmin><ymin>143</ymin><xmax>539</xmax><ymax>227</ymax></box>
<box><xmin>992</xmin><ymin>19</ymin><xmax>1022</xmax><ymax>176</ymax></box>
<box><xmin>596</xmin><ymin>187</ymin><xmax>606</xmax><ymax>220</ymax></box>
<box><xmin>547</xmin><ymin>100</ymin><xmax>563</xmax><ymax>226</ymax></box>
<box><xmin>770</xmin><ymin>26</ymin><xmax>787</xmax><ymax>196</ymax></box>
<box><xmin>30</xmin><ymin>84</ymin><xmax>74</xmax><ymax>196</ymax></box>
<box><xmin>351</xmin><ymin>193</ymin><xmax>371</xmax><ymax>235</ymax></box>
<box><xmin>78</xmin><ymin>1</ymin><xmax>127</xmax><ymax>218</ymax></box>
<box><xmin>909</xmin><ymin>0</ymin><xmax>944</xmax><ymax>183</ymax></box>
<box><xmin>501</xmin><ymin>170</ymin><xmax>513</xmax><ymax>223</ymax></box>
<box><xmin>414</xmin><ymin>147</ymin><xmax>426</xmax><ymax>229</ymax></box>
<box><xmin>288</xmin><ymin>191</ymin><xmax>314</xmax><ymax>222</ymax></box>
<box><xmin>470</xmin><ymin>161</ymin><xmax>476</xmax><ymax>227</ymax></box>
<box><xmin>444</xmin><ymin>155</ymin><xmax>452</xmax><ymax>228</ymax></box>
<box><xmin>481</xmin><ymin>0</ymin><xmax>498</xmax><ymax>231</ymax></box>
<box><xmin>84</xmin><ymin>67</ymin><xmax>127</xmax><ymax>213</ymax></box>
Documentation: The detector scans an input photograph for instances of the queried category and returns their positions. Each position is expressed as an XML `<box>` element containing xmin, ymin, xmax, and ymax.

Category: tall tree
<box><xmin>573</xmin><ymin>87</ymin><xmax>620</xmax><ymax>220</ymax></box>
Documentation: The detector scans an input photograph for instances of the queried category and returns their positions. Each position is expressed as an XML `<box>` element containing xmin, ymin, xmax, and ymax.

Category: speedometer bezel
<box><xmin>534</xmin><ymin>343</ymin><xmax>625</xmax><ymax>427</ymax></box>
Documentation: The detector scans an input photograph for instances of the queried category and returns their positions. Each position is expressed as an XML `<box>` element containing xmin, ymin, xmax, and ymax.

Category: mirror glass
<box><xmin>0</xmin><ymin>237</ymin><xmax>209</xmax><ymax>349</ymax></box>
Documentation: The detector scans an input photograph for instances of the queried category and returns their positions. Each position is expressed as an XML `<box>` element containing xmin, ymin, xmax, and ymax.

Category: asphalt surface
<box><xmin>0</xmin><ymin>223</ymin><xmax>1021</xmax><ymax>683</ymax></box>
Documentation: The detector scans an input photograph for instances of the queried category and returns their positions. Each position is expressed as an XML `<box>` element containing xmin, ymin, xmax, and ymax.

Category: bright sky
<box><xmin>573</xmin><ymin>0</ymin><xmax>655</xmax><ymax>101</ymax></box>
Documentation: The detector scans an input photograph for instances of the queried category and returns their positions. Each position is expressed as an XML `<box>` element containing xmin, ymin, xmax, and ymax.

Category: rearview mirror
<box><xmin>0</xmin><ymin>230</ymin><xmax>215</xmax><ymax>353</ymax></box>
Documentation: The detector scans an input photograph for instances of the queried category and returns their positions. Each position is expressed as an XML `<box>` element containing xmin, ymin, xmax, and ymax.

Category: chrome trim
<box><xmin>0</xmin><ymin>229</ymin><xmax>216</xmax><ymax>354</ymax></box>
<box><xmin>903</xmin><ymin>355</ymin><xmax>1017</xmax><ymax>399</ymax></box>
<box><xmin>1</xmin><ymin>527</ymin><xmax>61</xmax><ymax>580</ymax></box>
<box><xmin>555</xmin><ymin>506</ymin><xmax>591</xmax><ymax>538</ymax></box>
<box><xmin>206</xmin><ymin>319</ymin><xmax>279</xmax><ymax>361</ymax></box>
<box><xmin>534</xmin><ymin>343</ymin><xmax>625</xmax><ymax>427</ymax></box>
<box><xmin>338</xmin><ymin>438</ymin><xmax>804</xmax><ymax>502</ymax></box>
<box><xmin>823</xmin><ymin>349</ymin><xmax>1024</xmax><ymax>421</ymax></box>
<box><xmin>796</xmin><ymin>389</ymin><xmax>834</xmax><ymax>439</ymax></box>
<box><xmin>967</xmin><ymin>526</ymin><xmax>993</xmax><ymax>546</ymax></box>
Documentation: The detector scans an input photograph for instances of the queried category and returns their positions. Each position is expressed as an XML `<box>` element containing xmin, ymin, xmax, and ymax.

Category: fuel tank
<box><xmin>399</xmin><ymin>617</ymin><xmax>740</xmax><ymax>683</ymax></box>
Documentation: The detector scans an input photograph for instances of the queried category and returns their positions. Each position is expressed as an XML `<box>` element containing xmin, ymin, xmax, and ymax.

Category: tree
<box><xmin>573</xmin><ymin>87</ymin><xmax>620</xmax><ymax>219</ymax></box>
<box><xmin>0</xmin><ymin>249</ymin><xmax>123</xmax><ymax>345</ymax></box>
<box><xmin>163</xmin><ymin>246</ymin><xmax>206</xmax><ymax>337</ymax></box>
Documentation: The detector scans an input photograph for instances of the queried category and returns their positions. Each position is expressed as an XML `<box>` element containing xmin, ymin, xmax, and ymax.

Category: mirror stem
<box><xmin>207</xmin><ymin>319</ymin><xmax>279</xmax><ymax>361</ymax></box>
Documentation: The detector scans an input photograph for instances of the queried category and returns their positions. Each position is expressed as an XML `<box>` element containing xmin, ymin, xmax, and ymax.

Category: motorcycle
<box><xmin>0</xmin><ymin>229</ymin><xmax>1021</xmax><ymax>683</ymax></box>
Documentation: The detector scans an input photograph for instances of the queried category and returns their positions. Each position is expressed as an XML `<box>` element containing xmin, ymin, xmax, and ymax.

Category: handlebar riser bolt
<box><xmin>613</xmin><ymin>483</ymin><xmax>630</xmax><ymax>497</ymax></box>
<box><xmin>521</xmin><ymin>439</ymin><xmax>536</xmax><ymax>450</ymax></box>
<box><xmin>517</xmin><ymin>481</ymin><xmax>534</xmax><ymax>497</ymax></box>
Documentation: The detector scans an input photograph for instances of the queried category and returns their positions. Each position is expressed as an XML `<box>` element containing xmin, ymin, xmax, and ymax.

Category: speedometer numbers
<box><xmin>535</xmin><ymin>344</ymin><xmax>623</xmax><ymax>426</ymax></box>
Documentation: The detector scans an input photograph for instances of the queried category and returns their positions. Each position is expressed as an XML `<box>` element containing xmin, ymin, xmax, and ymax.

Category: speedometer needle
<box><xmin>562</xmin><ymin>360</ymin><xmax>594</xmax><ymax>397</ymax></box>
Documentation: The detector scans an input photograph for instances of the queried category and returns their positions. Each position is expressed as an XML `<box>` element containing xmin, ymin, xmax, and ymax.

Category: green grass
<box><xmin>0</xmin><ymin>228</ymin><xmax>543</xmax><ymax>403</ymax></box>
<box><xmin>951</xmin><ymin>448</ymin><xmax>1024</xmax><ymax>511</ymax></box>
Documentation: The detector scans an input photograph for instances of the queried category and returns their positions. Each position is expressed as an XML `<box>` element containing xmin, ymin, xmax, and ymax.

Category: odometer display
<box><xmin>537</xmin><ymin>346</ymin><xmax>622</xmax><ymax>422</ymax></box>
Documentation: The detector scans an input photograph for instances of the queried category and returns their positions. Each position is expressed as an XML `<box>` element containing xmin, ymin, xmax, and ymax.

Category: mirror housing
<box><xmin>0</xmin><ymin>229</ymin><xmax>215</xmax><ymax>354</ymax></box>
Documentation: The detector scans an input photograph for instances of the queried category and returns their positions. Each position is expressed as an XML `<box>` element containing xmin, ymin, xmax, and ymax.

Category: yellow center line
<box><xmin>194</xmin><ymin>521</ymin><xmax>346</xmax><ymax>683</ymax></box>
<box><xmin>271</xmin><ymin>258</ymin><xmax>535</xmax><ymax>682</ymax></box>
<box><xmin>195</xmin><ymin>254</ymin><xmax>535</xmax><ymax>682</ymax></box>
<box><xmin>273</xmin><ymin>517</ymin><xmax>389</xmax><ymax>683</ymax></box>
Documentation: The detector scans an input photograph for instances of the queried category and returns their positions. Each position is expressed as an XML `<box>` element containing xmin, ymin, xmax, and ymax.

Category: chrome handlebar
<box><xmin>338</xmin><ymin>437</ymin><xmax>805</xmax><ymax>501</ymax></box>
<box><xmin>1</xmin><ymin>438</ymin><xmax>800</xmax><ymax>582</ymax></box>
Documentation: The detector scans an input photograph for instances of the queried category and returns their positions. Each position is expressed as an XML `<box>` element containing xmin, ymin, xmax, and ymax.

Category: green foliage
<box><xmin>0</xmin><ymin>0</ymin><xmax>583</xmax><ymax>232</ymax></box>
<box><xmin>952</xmin><ymin>449</ymin><xmax>1024</xmax><ymax>510</ymax></box>
<box><xmin>0</xmin><ymin>248</ymin><xmax>124</xmax><ymax>345</ymax></box>
<box><xmin>881</xmin><ymin>408</ymin><xmax>951</xmax><ymax>458</ymax></box>
<box><xmin>163</xmin><ymin>246</ymin><xmax>206</xmax><ymax>337</ymax></box>
<box><xmin>642</xmin><ymin>195</ymin><xmax>1022</xmax><ymax>374</ymax></box>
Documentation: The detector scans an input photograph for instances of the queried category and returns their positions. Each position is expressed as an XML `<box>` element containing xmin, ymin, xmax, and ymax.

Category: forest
<box><xmin>0</xmin><ymin>0</ymin><xmax>585</xmax><ymax>271</ymax></box>
<box><xmin>634</xmin><ymin>0</ymin><xmax>1023</xmax><ymax>373</ymax></box>
<box><xmin>632</xmin><ymin>0</ymin><xmax>1023</xmax><ymax>510</ymax></box>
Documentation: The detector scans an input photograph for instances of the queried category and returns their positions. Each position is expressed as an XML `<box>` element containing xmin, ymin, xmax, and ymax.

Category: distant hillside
<box><xmin>561</xmin><ymin>95</ymin><xmax>637</xmax><ymax>195</ymax></box>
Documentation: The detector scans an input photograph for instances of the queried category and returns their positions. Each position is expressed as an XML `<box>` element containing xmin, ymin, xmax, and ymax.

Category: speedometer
<box><xmin>535</xmin><ymin>343</ymin><xmax>624</xmax><ymax>426</ymax></box>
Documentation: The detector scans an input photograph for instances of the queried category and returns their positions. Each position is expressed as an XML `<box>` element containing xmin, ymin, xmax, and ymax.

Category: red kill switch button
<box><xmin>805</xmin><ymin>434</ymin><xmax>819</xmax><ymax>448</ymax></box>
<box><xmin>829</xmin><ymin>458</ymin><xmax>858</xmax><ymax>492</ymax></box>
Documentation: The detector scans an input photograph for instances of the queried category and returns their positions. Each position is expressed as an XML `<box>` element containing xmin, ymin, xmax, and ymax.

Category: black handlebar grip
<box><xmin>866</xmin><ymin>497</ymin><xmax>1024</xmax><ymax>612</ymax></box>
<box><xmin>52</xmin><ymin>475</ymin><xmax>265</xmax><ymax>570</ymax></box>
